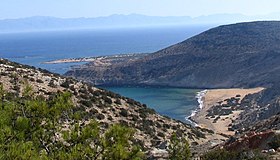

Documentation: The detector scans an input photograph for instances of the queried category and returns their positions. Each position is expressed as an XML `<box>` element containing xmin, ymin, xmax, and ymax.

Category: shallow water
<box><xmin>103</xmin><ymin>86</ymin><xmax>200</xmax><ymax>123</ymax></box>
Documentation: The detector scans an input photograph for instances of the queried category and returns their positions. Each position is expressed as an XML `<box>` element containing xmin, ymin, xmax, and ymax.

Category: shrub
<box><xmin>115</xmin><ymin>98</ymin><xmax>122</xmax><ymax>105</ymax></box>
<box><xmin>201</xmin><ymin>149</ymin><xmax>268</xmax><ymax>160</ymax></box>
<box><xmin>60</xmin><ymin>80</ymin><xmax>70</xmax><ymax>88</ymax></box>
<box><xmin>268</xmin><ymin>134</ymin><xmax>280</xmax><ymax>150</ymax></box>
<box><xmin>36</xmin><ymin>79</ymin><xmax>44</xmax><ymax>83</ymax></box>
<box><xmin>157</xmin><ymin>132</ymin><xmax>165</xmax><ymax>138</ymax></box>
<box><xmin>80</xmin><ymin>94</ymin><xmax>89</xmax><ymax>100</ymax></box>
<box><xmin>96</xmin><ymin>113</ymin><xmax>105</xmax><ymax>120</ymax></box>
<box><xmin>107</xmin><ymin>115</ymin><xmax>113</xmax><ymax>121</ymax></box>
<box><xmin>103</xmin><ymin>96</ymin><xmax>113</xmax><ymax>104</ymax></box>
<box><xmin>163</xmin><ymin>124</ymin><xmax>171</xmax><ymax>129</ymax></box>
<box><xmin>79</xmin><ymin>100</ymin><xmax>92</xmax><ymax>107</ymax></box>
<box><xmin>93</xmin><ymin>90</ymin><xmax>102</xmax><ymax>96</ymax></box>
<box><xmin>120</xmin><ymin>109</ymin><xmax>128</xmax><ymax>117</ymax></box>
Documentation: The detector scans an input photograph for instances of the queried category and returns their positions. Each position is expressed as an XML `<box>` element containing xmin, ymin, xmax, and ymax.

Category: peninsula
<box><xmin>43</xmin><ymin>53</ymin><xmax>147</xmax><ymax>64</ymax></box>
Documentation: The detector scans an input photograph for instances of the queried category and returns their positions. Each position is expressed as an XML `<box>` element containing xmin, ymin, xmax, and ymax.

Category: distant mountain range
<box><xmin>1</xmin><ymin>13</ymin><xmax>280</xmax><ymax>33</ymax></box>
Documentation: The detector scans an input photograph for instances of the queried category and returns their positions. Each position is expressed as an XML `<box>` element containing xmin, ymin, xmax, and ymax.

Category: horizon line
<box><xmin>0</xmin><ymin>12</ymin><xmax>278</xmax><ymax>21</ymax></box>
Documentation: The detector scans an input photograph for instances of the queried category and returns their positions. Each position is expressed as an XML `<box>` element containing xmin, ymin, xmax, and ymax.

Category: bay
<box><xmin>103</xmin><ymin>86</ymin><xmax>200</xmax><ymax>124</ymax></box>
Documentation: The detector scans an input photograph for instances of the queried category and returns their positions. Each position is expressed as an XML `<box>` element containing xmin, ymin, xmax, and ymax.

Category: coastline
<box><xmin>191</xmin><ymin>88</ymin><xmax>264</xmax><ymax>135</ymax></box>
<box><xmin>42</xmin><ymin>53</ymin><xmax>148</xmax><ymax>64</ymax></box>
<box><xmin>186</xmin><ymin>90</ymin><xmax>207</xmax><ymax>126</ymax></box>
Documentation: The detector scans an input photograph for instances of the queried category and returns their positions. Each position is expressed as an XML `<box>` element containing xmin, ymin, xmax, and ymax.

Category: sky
<box><xmin>1</xmin><ymin>0</ymin><xmax>280</xmax><ymax>19</ymax></box>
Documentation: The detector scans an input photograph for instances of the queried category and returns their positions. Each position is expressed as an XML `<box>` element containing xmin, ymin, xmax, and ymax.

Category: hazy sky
<box><xmin>1</xmin><ymin>0</ymin><xmax>280</xmax><ymax>19</ymax></box>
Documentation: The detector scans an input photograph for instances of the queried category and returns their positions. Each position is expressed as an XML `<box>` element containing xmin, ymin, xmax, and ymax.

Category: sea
<box><xmin>0</xmin><ymin>25</ymin><xmax>213</xmax><ymax>123</ymax></box>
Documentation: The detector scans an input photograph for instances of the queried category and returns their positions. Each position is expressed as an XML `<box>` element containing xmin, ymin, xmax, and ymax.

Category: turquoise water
<box><xmin>103</xmin><ymin>86</ymin><xmax>200</xmax><ymax>123</ymax></box>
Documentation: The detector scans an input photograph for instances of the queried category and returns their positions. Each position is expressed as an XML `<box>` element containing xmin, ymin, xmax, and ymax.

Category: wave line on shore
<box><xmin>185</xmin><ymin>89</ymin><xmax>208</xmax><ymax>126</ymax></box>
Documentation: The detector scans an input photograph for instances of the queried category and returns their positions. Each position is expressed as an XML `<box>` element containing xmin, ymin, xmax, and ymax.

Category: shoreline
<box><xmin>191</xmin><ymin>87</ymin><xmax>264</xmax><ymax>135</ymax></box>
<box><xmin>42</xmin><ymin>53</ymin><xmax>147</xmax><ymax>64</ymax></box>
<box><xmin>186</xmin><ymin>89</ymin><xmax>207</xmax><ymax>126</ymax></box>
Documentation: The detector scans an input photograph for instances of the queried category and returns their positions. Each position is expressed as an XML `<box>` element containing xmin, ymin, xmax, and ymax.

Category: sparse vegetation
<box><xmin>201</xmin><ymin>149</ymin><xmax>268</xmax><ymax>160</ymax></box>
<box><xmin>0</xmin><ymin>59</ymin><xmax>216</xmax><ymax>159</ymax></box>
<box><xmin>0</xmin><ymin>86</ymin><xmax>144</xmax><ymax>159</ymax></box>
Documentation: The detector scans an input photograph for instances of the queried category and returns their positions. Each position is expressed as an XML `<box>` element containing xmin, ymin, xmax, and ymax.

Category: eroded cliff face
<box><xmin>66</xmin><ymin>21</ymin><xmax>280</xmax><ymax>89</ymax></box>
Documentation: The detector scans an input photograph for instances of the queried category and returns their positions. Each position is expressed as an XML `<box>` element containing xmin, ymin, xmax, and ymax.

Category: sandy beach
<box><xmin>192</xmin><ymin>88</ymin><xmax>264</xmax><ymax>136</ymax></box>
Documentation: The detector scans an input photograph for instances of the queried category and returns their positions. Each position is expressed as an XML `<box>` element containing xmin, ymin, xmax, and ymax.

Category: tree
<box><xmin>103</xmin><ymin>124</ymin><xmax>144</xmax><ymax>160</ymax></box>
<box><xmin>168</xmin><ymin>133</ymin><xmax>191</xmax><ymax>160</ymax></box>
<box><xmin>0</xmin><ymin>87</ymin><xmax>144</xmax><ymax>159</ymax></box>
<box><xmin>0</xmin><ymin>83</ymin><xmax>5</xmax><ymax>108</ymax></box>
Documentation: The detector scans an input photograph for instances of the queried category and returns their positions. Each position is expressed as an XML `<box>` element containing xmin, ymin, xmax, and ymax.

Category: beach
<box><xmin>192</xmin><ymin>88</ymin><xmax>264</xmax><ymax>135</ymax></box>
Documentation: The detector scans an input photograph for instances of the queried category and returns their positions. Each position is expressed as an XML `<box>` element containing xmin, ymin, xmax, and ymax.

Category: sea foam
<box><xmin>185</xmin><ymin>90</ymin><xmax>208</xmax><ymax>126</ymax></box>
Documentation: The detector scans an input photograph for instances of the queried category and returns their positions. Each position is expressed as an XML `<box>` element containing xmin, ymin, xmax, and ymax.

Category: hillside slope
<box><xmin>0</xmin><ymin>59</ymin><xmax>224</xmax><ymax>157</ymax></box>
<box><xmin>66</xmin><ymin>21</ymin><xmax>280</xmax><ymax>89</ymax></box>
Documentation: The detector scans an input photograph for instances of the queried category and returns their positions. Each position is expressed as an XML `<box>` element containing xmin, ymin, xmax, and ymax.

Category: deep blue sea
<box><xmin>0</xmin><ymin>25</ymin><xmax>212</xmax><ymax>123</ymax></box>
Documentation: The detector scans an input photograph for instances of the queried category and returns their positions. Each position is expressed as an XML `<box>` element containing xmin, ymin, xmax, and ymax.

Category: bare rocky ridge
<box><xmin>0</xmin><ymin>59</ymin><xmax>225</xmax><ymax>157</ymax></box>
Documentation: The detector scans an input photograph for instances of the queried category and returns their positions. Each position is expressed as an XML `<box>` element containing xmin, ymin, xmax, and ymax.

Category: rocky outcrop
<box><xmin>224</xmin><ymin>131</ymin><xmax>276</xmax><ymax>151</ymax></box>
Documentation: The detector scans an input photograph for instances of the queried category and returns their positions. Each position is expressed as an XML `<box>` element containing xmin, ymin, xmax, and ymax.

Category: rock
<box><xmin>158</xmin><ymin>141</ymin><xmax>168</xmax><ymax>149</ymax></box>
<box><xmin>268</xmin><ymin>149</ymin><xmax>276</xmax><ymax>153</ymax></box>
<box><xmin>147</xmin><ymin>148</ymin><xmax>168</xmax><ymax>160</ymax></box>
<box><xmin>262</xmin><ymin>150</ymin><xmax>268</xmax><ymax>153</ymax></box>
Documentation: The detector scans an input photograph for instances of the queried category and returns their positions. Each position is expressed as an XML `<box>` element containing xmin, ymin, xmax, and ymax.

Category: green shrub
<box><xmin>120</xmin><ymin>108</ymin><xmax>128</xmax><ymax>117</ymax></box>
<box><xmin>96</xmin><ymin>113</ymin><xmax>105</xmax><ymax>120</ymax></box>
<box><xmin>60</xmin><ymin>80</ymin><xmax>70</xmax><ymax>88</ymax></box>
<box><xmin>36</xmin><ymin>79</ymin><xmax>44</xmax><ymax>83</ymax></box>
<box><xmin>103</xmin><ymin>96</ymin><xmax>113</xmax><ymax>104</ymax></box>
<box><xmin>168</xmin><ymin>133</ymin><xmax>191</xmax><ymax>160</ymax></box>
<box><xmin>79</xmin><ymin>100</ymin><xmax>92</xmax><ymax>107</ymax></box>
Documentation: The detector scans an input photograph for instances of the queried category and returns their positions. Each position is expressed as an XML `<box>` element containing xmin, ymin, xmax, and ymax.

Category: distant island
<box><xmin>1</xmin><ymin>13</ymin><xmax>280</xmax><ymax>33</ymax></box>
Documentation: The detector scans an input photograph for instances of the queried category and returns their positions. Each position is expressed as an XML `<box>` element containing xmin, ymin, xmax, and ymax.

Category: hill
<box><xmin>0</xmin><ymin>59</ymin><xmax>224</xmax><ymax>158</ymax></box>
<box><xmin>65</xmin><ymin>21</ymin><xmax>280</xmax><ymax>158</ymax></box>
<box><xmin>66</xmin><ymin>21</ymin><xmax>280</xmax><ymax>89</ymax></box>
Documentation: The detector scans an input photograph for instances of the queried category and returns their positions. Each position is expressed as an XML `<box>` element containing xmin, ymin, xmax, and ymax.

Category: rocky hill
<box><xmin>64</xmin><ymin>21</ymin><xmax>280</xmax><ymax>158</ymax></box>
<box><xmin>66</xmin><ymin>21</ymin><xmax>280</xmax><ymax>89</ymax></box>
<box><xmin>0</xmin><ymin>59</ymin><xmax>225</xmax><ymax>158</ymax></box>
